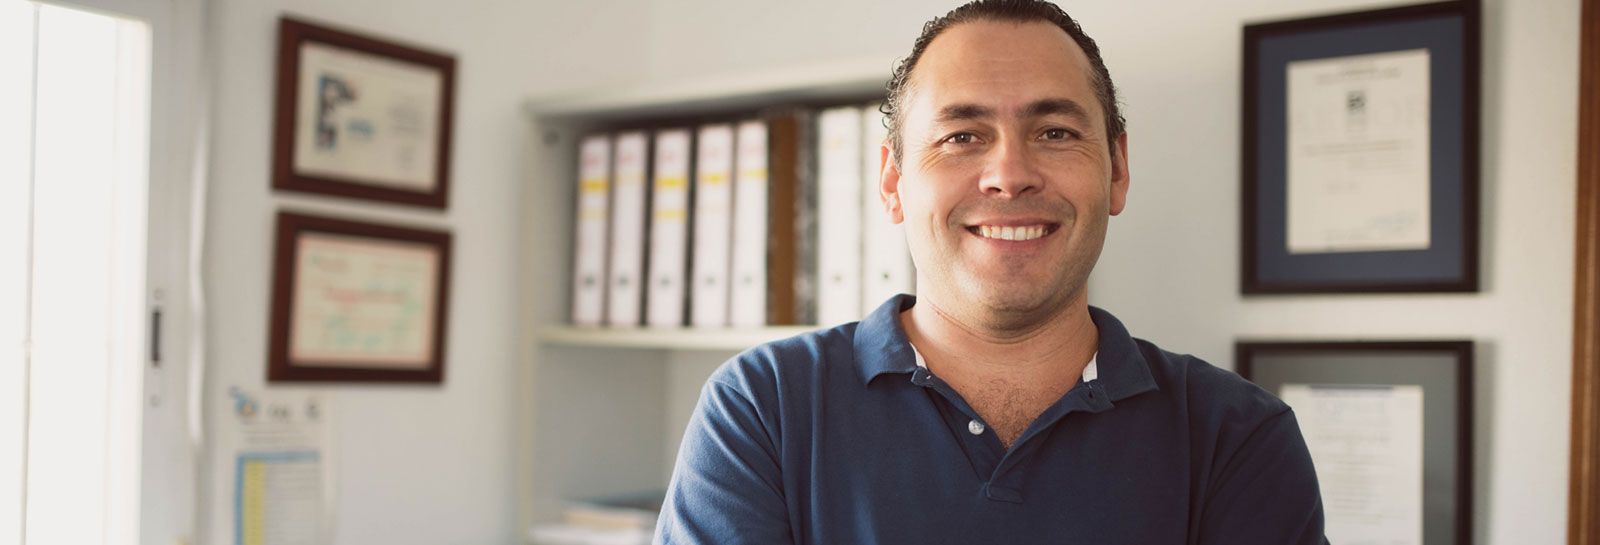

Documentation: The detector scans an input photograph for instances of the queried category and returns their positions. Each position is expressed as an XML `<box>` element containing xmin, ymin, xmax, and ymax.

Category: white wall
<box><xmin>639</xmin><ymin>0</ymin><xmax>1580</xmax><ymax>544</ymax></box>
<box><xmin>1090</xmin><ymin>2</ymin><xmax>1578</xmax><ymax>544</ymax></box>
<box><xmin>199</xmin><ymin>1</ymin><xmax>648</xmax><ymax>544</ymax></box>
<box><xmin>201</xmin><ymin>0</ymin><xmax>1580</xmax><ymax>543</ymax></box>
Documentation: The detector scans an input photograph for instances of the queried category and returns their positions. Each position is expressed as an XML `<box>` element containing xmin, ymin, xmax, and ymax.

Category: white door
<box><xmin>1</xmin><ymin>0</ymin><xmax>205</xmax><ymax>543</ymax></box>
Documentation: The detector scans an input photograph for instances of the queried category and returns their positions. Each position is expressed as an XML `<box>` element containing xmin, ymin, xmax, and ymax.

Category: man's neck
<box><xmin>899</xmin><ymin>293</ymin><xmax>1099</xmax><ymax>382</ymax></box>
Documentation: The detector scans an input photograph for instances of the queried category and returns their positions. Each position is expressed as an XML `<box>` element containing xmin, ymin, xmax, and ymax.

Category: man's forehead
<box><xmin>906</xmin><ymin>20</ymin><xmax>1100</xmax><ymax>121</ymax></box>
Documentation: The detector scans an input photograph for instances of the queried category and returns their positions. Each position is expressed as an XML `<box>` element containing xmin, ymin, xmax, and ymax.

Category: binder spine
<box><xmin>729</xmin><ymin>120</ymin><xmax>769</xmax><ymax>328</ymax></box>
<box><xmin>570</xmin><ymin>134</ymin><xmax>611</xmax><ymax>326</ymax></box>
<box><xmin>606</xmin><ymin>131</ymin><xmax>650</xmax><ymax>326</ymax></box>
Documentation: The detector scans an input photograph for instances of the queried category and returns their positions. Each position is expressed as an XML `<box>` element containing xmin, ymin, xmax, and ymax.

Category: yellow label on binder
<box><xmin>579</xmin><ymin>178</ymin><xmax>608</xmax><ymax>194</ymax></box>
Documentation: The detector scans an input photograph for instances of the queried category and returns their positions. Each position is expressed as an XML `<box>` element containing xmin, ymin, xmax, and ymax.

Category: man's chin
<box><xmin>971</xmin><ymin>286</ymin><xmax>1069</xmax><ymax>318</ymax></box>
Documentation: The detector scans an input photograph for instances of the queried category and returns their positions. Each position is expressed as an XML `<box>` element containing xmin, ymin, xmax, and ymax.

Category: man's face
<box><xmin>882</xmin><ymin>20</ymin><xmax>1130</xmax><ymax>328</ymax></box>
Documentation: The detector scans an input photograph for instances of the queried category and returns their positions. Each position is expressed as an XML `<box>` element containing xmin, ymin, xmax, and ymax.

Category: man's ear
<box><xmin>1109</xmin><ymin>132</ymin><xmax>1130</xmax><ymax>216</ymax></box>
<box><xmin>879</xmin><ymin>141</ymin><xmax>904</xmax><ymax>224</ymax></box>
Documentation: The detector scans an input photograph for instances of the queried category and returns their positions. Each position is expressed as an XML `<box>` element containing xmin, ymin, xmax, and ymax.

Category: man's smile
<box><xmin>963</xmin><ymin>220</ymin><xmax>1061</xmax><ymax>242</ymax></box>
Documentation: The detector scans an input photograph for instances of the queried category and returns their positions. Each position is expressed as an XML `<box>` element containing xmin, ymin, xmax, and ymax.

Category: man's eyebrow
<box><xmin>934</xmin><ymin>103</ymin><xmax>995</xmax><ymax>123</ymax></box>
<box><xmin>1023</xmin><ymin>98</ymin><xmax>1091</xmax><ymax>124</ymax></box>
<box><xmin>932</xmin><ymin>98</ymin><xmax>1092</xmax><ymax>124</ymax></box>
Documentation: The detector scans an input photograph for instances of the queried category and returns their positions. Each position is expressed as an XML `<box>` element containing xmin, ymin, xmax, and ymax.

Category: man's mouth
<box><xmin>965</xmin><ymin>223</ymin><xmax>1059</xmax><ymax>242</ymax></box>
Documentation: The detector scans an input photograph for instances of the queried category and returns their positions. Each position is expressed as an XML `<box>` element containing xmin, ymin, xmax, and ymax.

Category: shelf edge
<box><xmin>537</xmin><ymin>325</ymin><xmax>821</xmax><ymax>351</ymax></box>
<box><xmin>522</xmin><ymin>55</ymin><xmax>897</xmax><ymax>122</ymax></box>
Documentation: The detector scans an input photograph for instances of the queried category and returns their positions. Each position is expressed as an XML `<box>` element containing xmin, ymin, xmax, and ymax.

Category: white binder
<box><xmin>689</xmin><ymin>124</ymin><xmax>735</xmax><ymax>328</ymax></box>
<box><xmin>816</xmin><ymin>106</ymin><xmax>863</xmax><ymax>326</ymax></box>
<box><xmin>859</xmin><ymin>103</ymin><xmax>914</xmax><ymax>315</ymax></box>
<box><xmin>606</xmin><ymin>131</ymin><xmax>649</xmax><ymax>326</ymax></box>
<box><xmin>728</xmin><ymin>120</ymin><xmax>770</xmax><ymax>327</ymax></box>
<box><xmin>570</xmin><ymin>135</ymin><xmax>611</xmax><ymax>326</ymax></box>
<box><xmin>646</xmin><ymin>128</ymin><xmax>693</xmax><ymax>327</ymax></box>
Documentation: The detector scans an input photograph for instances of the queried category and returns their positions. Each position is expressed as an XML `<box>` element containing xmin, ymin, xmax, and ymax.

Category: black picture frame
<box><xmin>1241</xmin><ymin>1</ymin><xmax>1480</xmax><ymax>293</ymax></box>
<box><xmin>1237</xmin><ymin>340</ymin><xmax>1473</xmax><ymax>545</ymax></box>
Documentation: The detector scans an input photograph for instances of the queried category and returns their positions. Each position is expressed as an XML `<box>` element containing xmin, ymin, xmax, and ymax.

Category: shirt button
<box><xmin>968</xmin><ymin>420</ymin><xmax>985</xmax><ymax>435</ymax></box>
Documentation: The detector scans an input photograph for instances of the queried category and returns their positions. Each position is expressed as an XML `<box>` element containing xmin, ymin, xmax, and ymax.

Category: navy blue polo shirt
<box><xmin>656</xmin><ymin>295</ymin><xmax>1326</xmax><ymax>544</ymax></box>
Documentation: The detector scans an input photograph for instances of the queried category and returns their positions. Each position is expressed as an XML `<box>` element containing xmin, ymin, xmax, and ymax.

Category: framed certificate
<box><xmin>272</xmin><ymin>17</ymin><xmax>456</xmax><ymax>209</ymax></box>
<box><xmin>1237</xmin><ymin>340</ymin><xmax>1472</xmax><ymax>545</ymax></box>
<box><xmin>267</xmin><ymin>212</ymin><xmax>451</xmax><ymax>383</ymax></box>
<box><xmin>1242</xmin><ymin>1</ymin><xmax>1479</xmax><ymax>293</ymax></box>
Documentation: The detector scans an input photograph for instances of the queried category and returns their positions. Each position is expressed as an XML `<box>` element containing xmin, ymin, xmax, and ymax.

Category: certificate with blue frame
<box><xmin>1242</xmin><ymin>0</ymin><xmax>1480</xmax><ymax>293</ymax></box>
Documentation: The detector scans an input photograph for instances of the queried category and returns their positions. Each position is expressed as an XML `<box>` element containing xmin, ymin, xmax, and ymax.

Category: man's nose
<box><xmin>977</xmin><ymin>135</ymin><xmax>1040</xmax><ymax>198</ymax></box>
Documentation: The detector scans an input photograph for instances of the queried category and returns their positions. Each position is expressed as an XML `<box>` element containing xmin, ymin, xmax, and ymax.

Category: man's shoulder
<box><xmin>703</xmin><ymin>322</ymin><xmax>859</xmax><ymax>400</ymax></box>
<box><xmin>1131</xmin><ymin>338</ymin><xmax>1291</xmax><ymax>424</ymax></box>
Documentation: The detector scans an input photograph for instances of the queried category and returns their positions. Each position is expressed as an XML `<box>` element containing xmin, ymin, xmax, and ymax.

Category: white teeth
<box><xmin>976</xmin><ymin>225</ymin><xmax>1047</xmax><ymax>241</ymax></box>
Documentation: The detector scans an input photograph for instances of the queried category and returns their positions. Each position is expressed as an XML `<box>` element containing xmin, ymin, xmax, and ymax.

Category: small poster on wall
<box><xmin>211</xmin><ymin>386</ymin><xmax>334</xmax><ymax>545</ymax></box>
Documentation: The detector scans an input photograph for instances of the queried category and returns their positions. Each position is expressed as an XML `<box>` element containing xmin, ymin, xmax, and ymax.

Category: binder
<box><xmin>728</xmin><ymin>120</ymin><xmax>769</xmax><ymax>327</ymax></box>
<box><xmin>570</xmin><ymin>135</ymin><xmax>611</xmax><ymax>326</ymax></box>
<box><xmin>646</xmin><ymin>128</ymin><xmax>693</xmax><ymax>327</ymax></box>
<box><xmin>689</xmin><ymin>124</ymin><xmax>735</xmax><ymax>328</ymax></box>
<box><xmin>815</xmin><ymin>106</ymin><xmax>863</xmax><ymax>326</ymax></box>
<box><xmin>766</xmin><ymin>110</ymin><xmax>817</xmax><ymax>326</ymax></box>
<box><xmin>606</xmin><ymin>131</ymin><xmax>649</xmax><ymax>326</ymax></box>
<box><xmin>859</xmin><ymin>103</ymin><xmax>915</xmax><ymax>315</ymax></box>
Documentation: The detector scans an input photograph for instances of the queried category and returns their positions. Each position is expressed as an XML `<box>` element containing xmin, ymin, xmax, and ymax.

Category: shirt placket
<box><xmin>908</xmin><ymin>367</ymin><xmax>1012</xmax><ymax>499</ymax></box>
<box><xmin>911</xmin><ymin>368</ymin><xmax>1115</xmax><ymax>504</ymax></box>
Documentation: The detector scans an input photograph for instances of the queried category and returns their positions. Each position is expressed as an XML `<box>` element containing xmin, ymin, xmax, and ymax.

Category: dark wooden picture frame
<box><xmin>1571</xmin><ymin>0</ymin><xmax>1600</xmax><ymax>542</ymax></box>
<box><xmin>1237</xmin><ymin>340</ymin><xmax>1473</xmax><ymax>545</ymax></box>
<box><xmin>268</xmin><ymin>211</ymin><xmax>451</xmax><ymax>383</ymax></box>
<box><xmin>272</xmin><ymin>16</ymin><xmax>456</xmax><ymax>209</ymax></box>
<box><xmin>1242</xmin><ymin>0</ymin><xmax>1480</xmax><ymax>293</ymax></box>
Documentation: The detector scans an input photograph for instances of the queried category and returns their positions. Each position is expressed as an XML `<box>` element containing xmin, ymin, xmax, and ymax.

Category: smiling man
<box><xmin>655</xmin><ymin>1</ymin><xmax>1327</xmax><ymax>544</ymax></box>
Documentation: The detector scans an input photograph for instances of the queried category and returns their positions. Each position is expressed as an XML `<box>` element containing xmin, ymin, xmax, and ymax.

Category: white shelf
<box><xmin>518</xmin><ymin>55</ymin><xmax>890</xmax><ymax>530</ymax></box>
<box><xmin>522</xmin><ymin>56</ymin><xmax>894</xmax><ymax>124</ymax></box>
<box><xmin>538</xmin><ymin>325</ymin><xmax>818</xmax><ymax>351</ymax></box>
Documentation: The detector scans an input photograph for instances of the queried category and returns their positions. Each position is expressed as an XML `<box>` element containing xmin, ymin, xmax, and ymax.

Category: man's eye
<box><xmin>1042</xmin><ymin>128</ymin><xmax>1075</xmax><ymax>141</ymax></box>
<box><xmin>944</xmin><ymin>132</ymin><xmax>978</xmax><ymax>145</ymax></box>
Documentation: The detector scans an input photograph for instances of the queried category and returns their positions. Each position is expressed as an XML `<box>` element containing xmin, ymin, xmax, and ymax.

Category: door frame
<box><xmin>1570</xmin><ymin>0</ymin><xmax>1599</xmax><ymax>542</ymax></box>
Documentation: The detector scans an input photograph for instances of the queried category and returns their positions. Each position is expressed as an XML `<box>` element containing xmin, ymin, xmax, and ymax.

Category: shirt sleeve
<box><xmin>654</xmin><ymin>379</ymin><xmax>794</xmax><ymax>545</ymax></box>
<box><xmin>1197</xmin><ymin>409</ymin><xmax>1329</xmax><ymax>545</ymax></box>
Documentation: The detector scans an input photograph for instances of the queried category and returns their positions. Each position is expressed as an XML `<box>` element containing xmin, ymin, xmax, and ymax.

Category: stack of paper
<box><xmin>527</xmin><ymin>491</ymin><xmax>664</xmax><ymax>545</ymax></box>
<box><xmin>527</xmin><ymin>526</ymin><xmax>650</xmax><ymax>545</ymax></box>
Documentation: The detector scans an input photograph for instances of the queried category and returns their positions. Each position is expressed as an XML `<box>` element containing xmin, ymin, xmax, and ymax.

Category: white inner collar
<box><xmin>910</xmin><ymin>345</ymin><xmax>1099</xmax><ymax>383</ymax></box>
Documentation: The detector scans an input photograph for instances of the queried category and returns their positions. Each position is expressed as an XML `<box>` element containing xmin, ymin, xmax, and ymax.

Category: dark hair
<box><xmin>881</xmin><ymin>0</ymin><xmax>1125</xmax><ymax>164</ymax></box>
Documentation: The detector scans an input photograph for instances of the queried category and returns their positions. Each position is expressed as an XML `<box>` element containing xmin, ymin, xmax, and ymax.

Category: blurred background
<box><xmin>1</xmin><ymin>0</ymin><xmax>1589</xmax><ymax>544</ymax></box>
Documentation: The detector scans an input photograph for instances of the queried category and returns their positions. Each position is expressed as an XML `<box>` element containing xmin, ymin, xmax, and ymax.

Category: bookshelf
<box><xmin>515</xmin><ymin>55</ymin><xmax>892</xmax><ymax>540</ymax></box>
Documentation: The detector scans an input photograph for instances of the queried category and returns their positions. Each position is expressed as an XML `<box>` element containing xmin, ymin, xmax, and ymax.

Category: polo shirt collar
<box><xmin>852</xmin><ymin>294</ymin><xmax>1158</xmax><ymax>403</ymax></box>
<box><xmin>853</xmin><ymin>294</ymin><xmax>921</xmax><ymax>383</ymax></box>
